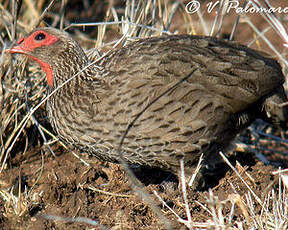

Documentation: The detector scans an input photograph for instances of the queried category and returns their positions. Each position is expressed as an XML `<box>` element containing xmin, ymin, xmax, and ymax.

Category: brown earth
<box><xmin>0</xmin><ymin>142</ymin><xmax>283</xmax><ymax>229</ymax></box>
<box><xmin>1</xmin><ymin>0</ymin><xmax>288</xmax><ymax>229</ymax></box>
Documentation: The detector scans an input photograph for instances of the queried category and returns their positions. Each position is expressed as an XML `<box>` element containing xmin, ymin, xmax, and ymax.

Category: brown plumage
<box><xmin>9</xmin><ymin>27</ymin><xmax>288</xmax><ymax>178</ymax></box>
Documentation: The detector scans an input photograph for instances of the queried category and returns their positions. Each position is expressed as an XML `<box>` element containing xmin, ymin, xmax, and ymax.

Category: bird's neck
<box><xmin>47</xmin><ymin>53</ymin><xmax>99</xmax><ymax>91</ymax></box>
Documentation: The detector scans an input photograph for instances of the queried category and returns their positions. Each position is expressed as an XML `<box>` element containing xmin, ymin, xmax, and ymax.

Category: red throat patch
<box><xmin>29</xmin><ymin>55</ymin><xmax>53</xmax><ymax>87</ymax></box>
<box><xmin>8</xmin><ymin>30</ymin><xmax>59</xmax><ymax>87</ymax></box>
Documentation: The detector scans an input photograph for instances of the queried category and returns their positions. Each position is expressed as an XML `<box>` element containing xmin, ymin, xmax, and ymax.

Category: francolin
<box><xmin>9</xmin><ymin>27</ymin><xmax>288</xmax><ymax>184</ymax></box>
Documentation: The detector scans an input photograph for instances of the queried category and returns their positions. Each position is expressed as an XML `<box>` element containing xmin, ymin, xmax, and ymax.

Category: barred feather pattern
<box><xmin>24</xmin><ymin>28</ymin><xmax>288</xmax><ymax>174</ymax></box>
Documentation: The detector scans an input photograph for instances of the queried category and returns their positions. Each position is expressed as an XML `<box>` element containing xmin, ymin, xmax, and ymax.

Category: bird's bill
<box><xmin>6</xmin><ymin>38</ymin><xmax>29</xmax><ymax>54</ymax></box>
<box><xmin>6</xmin><ymin>45</ymin><xmax>27</xmax><ymax>54</ymax></box>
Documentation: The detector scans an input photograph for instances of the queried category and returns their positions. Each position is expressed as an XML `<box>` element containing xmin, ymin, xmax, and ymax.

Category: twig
<box><xmin>230</xmin><ymin>0</ymin><xmax>248</xmax><ymax>40</ymax></box>
<box><xmin>25</xmin><ymin>89</ymin><xmax>56</xmax><ymax>157</ymax></box>
<box><xmin>65</xmin><ymin>21</ymin><xmax>172</xmax><ymax>35</ymax></box>
<box><xmin>38</xmin><ymin>214</ymin><xmax>108</xmax><ymax>229</ymax></box>
<box><xmin>219</xmin><ymin>151</ymin><xmax>264</xmax><ymax>207</ymax></box>
<box><xmin>86</xmin><ymin>185</ymin><xmax>133</xmax><ymax>198</ymax></box>
<box><xmin>33</xmin><ymin>0</ymin><xmax>56</xmax><ymax>29</ymax></box>
<box><xmin>117</xmin><ymin>69</ymin><xmax>198</xmax><ymax>230</ymax></box>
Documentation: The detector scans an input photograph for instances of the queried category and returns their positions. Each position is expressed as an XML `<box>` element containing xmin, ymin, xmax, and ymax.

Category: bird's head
<box><xmin>8</xmin><ymin>27</ymin><xmax>89</xmax><ymax>87</ymax></box>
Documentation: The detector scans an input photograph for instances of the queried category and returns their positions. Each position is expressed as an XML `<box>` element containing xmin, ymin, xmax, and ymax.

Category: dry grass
<box><xmin>0</xmin><ymin>0</ymin><xmax>288</xmax><ymax>229</ymax></box>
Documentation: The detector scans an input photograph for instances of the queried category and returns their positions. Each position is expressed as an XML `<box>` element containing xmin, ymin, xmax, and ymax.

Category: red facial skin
<box><xmin>8</xmin><ymin>30</ymin><xmax>59</xmax><ymax>87</ymax></box>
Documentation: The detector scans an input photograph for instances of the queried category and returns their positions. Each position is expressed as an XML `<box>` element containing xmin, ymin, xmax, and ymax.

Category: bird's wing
<box><xmin>77</xmin><ymin>35</ymin><xmax>284</xmax><ymax>168</ymax></box>
<box><xmin>102</xmin><ymin>35</ymin><xmax>284</xmax><ymax>113</ymax></box>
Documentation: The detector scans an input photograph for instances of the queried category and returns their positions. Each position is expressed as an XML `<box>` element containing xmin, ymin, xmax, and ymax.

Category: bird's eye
<box><xmin>35</xmin><ymin>33</ymin><xmax>46</xmax><ymax>41</ymax></box>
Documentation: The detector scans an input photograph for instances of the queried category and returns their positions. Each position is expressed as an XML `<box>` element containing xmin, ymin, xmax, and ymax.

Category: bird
<box><xmin>8</xmin><ymin>27</ymin><xmax>288</xmax><ymax>184</ymax></box>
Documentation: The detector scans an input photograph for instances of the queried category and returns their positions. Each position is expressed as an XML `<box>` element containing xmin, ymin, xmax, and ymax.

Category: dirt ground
<box><xmin>1</xmin><ymin>0</ymin><xmax>288</xmax><ymax>229</ymax></box>
<box><xmin>0</xmin><ymin>140</ymin><xmax>285</xmax><ymax>229</ymax></box>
